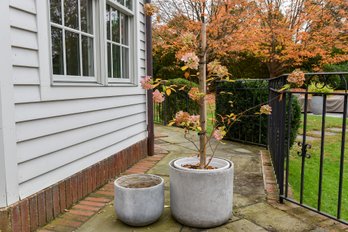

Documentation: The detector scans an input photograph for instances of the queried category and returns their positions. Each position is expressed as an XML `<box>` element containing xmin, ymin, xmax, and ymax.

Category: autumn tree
<box><xmin>147</xmin><ymin>0</ymin><xmax>274</xmax><ymax>168</ymax></box>
<box><xmin>153</xmin><ymin>0</ymin><xmax>348</xmax><ymax>78</ymax></box>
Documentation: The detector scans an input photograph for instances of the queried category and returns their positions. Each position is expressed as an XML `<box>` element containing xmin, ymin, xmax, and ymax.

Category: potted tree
<box><xmin>308</xmin><ymin>82</ymin><xmax>334</xmax><ymax>115</ymax></box>
<box><xmin>141</xmin><ymin>2</ymin><xmax>272</xmax><ymax>228</ymax></box>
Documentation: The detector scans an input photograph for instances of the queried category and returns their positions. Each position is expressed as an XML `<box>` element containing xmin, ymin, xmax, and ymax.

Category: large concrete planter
<box><xmin>114</xmin><ymin>174</ymin><xmax>164</xmax><ymax>226</ymax></box>
<box><xmin>169</xmin><ymin>157</ymin><xmax>234</xmax><ymax>228</ymax></box>
<box><xmin>311</xmin><ymin>96</ymin><xmax>324</xmax><ymax>115</ymax></box>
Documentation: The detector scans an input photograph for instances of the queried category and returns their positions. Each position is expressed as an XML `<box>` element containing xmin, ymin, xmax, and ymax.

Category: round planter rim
<box><xmin>114</xmin><ymin>173</ymin><xmax>164</xmax><ymax>191</ymax></box>
<box><xmin>169</xmin><ymin>157</ymin><xmax>233</xmax><ymax>173</ymax></box>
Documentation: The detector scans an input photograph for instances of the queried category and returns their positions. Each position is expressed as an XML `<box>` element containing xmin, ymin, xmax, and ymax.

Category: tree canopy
<box><xmin>153</xmin><ymin>0</ymin><xmax>348</xmax><ymax>77</ymax></box>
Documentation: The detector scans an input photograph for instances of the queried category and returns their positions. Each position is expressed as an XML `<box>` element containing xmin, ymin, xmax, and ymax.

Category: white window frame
<box><xmin>105</xmin><ymin>0</ymin><xmax>136</xmax><ymax>85</ymax></box>
<box><xmin>46</xmin><ymin>0</ymin><xmax>138</xmax><ymax>86</ymax></box>
<box><xmin>49</xmin><ymin>0</ymin><xmax>99</xmax><ymax>83</ymax></box>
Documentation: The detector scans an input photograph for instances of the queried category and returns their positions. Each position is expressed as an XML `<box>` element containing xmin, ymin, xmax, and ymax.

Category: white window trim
<box><xmin>106</xmin><ymin>0</ymin><xmax>137</xmax><ymax>85</ymax></box>
<box><xmin>43</xmin><ymin>0</ymin><xmax>139</xmax><ymax>88</ymax></box>
<box><xmin>49</xmin><ymin>0</ymin><xmax>99</xmax><ymax>83</ymax></box>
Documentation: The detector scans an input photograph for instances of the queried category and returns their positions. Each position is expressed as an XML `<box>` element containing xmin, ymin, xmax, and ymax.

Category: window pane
<box><xmin>122</xmin><ymin>47</ymin><xmax>129</xmax><ymax>79</ymax></box>
<box><xmin>82</xmin><ymin>36</ymin><xmax>94</xmax><ymax>76</ymax></box>
<box><xmin>107</xmin><ymin>43</ymin><xmax>112</xmax><ymax>77</ymax></box>
<box><xmin>125</xmin><ymin>0</ymin><xmax>132</xmax><ymax>10</ymax></box>
<box><xmin>65</xmin><ymin>31</ymin><xmax>80</xmax><ymax>76</ymax></box>
<box><xmin>111</xmin><ymin>8</ymin><xmax>120</xmax><ymax>43</ymax></box>
<box><xmin>50</xmin><ymin>0</ymin><xmax>62</xmax><ymax>24</ymax></box>
<box><xmin>81</xmin><ymin>0</ymin><xmax>93</xmax><ymax>34</ymax></box>
<box><xmin>51</xmin><ymin>27</ymin><xmax>64</xmax><ymax>74</ymax></box>
<box><xmin>117</xmin><ymin>0</ymin><xmax>124</xmax><ymax>5</ymax></box>
<box><xmin>121</xmin><ymin>14</ymin><xmax>128</xmax><ymax>45</ymax></box>
<box><xmin>64</xmin><ymin>0</ymin><xmax>79</xmax><ymax>29</ymax></box>
<box><xmin>112</xmin><ymin>45</ymin><xmax>121</xmax><ymax>78</ymax></box>
<box><xmin>106</xmin><ymin>5</ymin><xmax>111</xmax><ymax>40</ymax></box>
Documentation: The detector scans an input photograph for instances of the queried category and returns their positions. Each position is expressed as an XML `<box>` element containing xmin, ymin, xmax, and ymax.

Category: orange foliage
<box><xmin>153</xmin><ymin>0</ymin><xmax>348</xmax><ymax>77</ymax></box>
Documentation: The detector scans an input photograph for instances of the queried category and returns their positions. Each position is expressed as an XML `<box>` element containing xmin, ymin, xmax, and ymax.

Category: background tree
<box><xmin>153</xmin><ymin>0</ymin><xmax>348</xmax><ymax>78</ymax></box>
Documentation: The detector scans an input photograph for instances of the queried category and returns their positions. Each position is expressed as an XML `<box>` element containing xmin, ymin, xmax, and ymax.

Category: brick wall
<box><xmin>0</xmin><ymin>139</ymin><xmax>148</xmax><ymax>232</ymax></box>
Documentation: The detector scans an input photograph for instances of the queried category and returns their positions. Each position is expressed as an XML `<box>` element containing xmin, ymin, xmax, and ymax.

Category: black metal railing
<box><xmin>269</xmin><ymin>72</ymin><xmax>348</xmax><ymax>224</ymax></box>
<box><xmin>216</xmin><ymin>80</ymin><xmax>269</xmax><ymax>147</ymax></box>
<box><xmin>154</xmin><ymin>92</ymin><xmax>198</xmax><ymax>125</ymax></box>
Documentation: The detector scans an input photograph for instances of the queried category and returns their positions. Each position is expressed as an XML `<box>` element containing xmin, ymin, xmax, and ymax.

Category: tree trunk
<box><xmin>199</xmin><ymin>2</ymin><xmax>207</xmax><ymax>168</ymax></box>
<box><xmin>267</xmin><ymin>61</ymin><xmax>285</xmax><ymax>78</ymax></box>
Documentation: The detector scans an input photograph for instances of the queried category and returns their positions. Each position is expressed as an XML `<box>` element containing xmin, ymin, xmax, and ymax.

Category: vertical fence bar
<box><xmin>300</xmin><ymin>92</ymin><xmax>309</xmax><ymax>204</ymax></box>
<box><xmin>259</xmin><ymin>87</ymin><xmax>263</xmax><ymax>144</ymax></box>
<box><xmin>285</xmin><ymin>93</ymin><xmax>292</xmax><ymax>198</ymax></box>
<box><xmin>317</xmin><ymin>94</ymin><xmax>327</xmax><ymax>211</ymax></box>
<box><xmin>337</xmin><ymin>94</ymin><xmax>347</xmax><ymax>219</ymax></box>
<box><xmin>278</xmin><ymin>92</ymin><xmax>286</xmax><ymax>202</ymax></box>
<box><xmin>162</xmin><ymin>98</ymin><xmax>166</xmax><ymax>125</ymax></box>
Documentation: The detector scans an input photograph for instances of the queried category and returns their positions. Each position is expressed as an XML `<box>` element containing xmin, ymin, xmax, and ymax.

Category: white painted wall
<box><xmin>0</xmin><ymin>0</ymin><xmax>149</xmax><ymax>204</ymax></box>
<box><xmin>0</xmin><ymin>0</ymin><xmax>19</xmax><ymax>207</ymax></box>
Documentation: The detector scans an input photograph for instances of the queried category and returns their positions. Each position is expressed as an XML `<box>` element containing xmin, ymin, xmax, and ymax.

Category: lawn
<box><xmin>288</xmin><ymin>114</ymin><xmax>348</xmax><ymax>220</ymax></box>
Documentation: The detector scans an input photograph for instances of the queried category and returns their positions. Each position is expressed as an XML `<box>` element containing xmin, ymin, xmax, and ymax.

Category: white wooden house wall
<box><xmin>0</xmin><ymin>0</ymin><xmax>148</xmax><ymax>207</ymax></box>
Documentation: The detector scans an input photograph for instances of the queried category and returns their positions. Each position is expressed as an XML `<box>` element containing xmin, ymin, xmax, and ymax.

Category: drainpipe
<box><xmin>145</xmin><ymin>0</ymin><xmax>154</xmax><ymax>156</ymax></box>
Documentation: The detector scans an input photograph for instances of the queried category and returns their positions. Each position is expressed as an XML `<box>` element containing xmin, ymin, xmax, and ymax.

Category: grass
<box><xmin>288</xmin><ymin>114</ymin><xmax>348</xmax><ymax>220</ymax></box>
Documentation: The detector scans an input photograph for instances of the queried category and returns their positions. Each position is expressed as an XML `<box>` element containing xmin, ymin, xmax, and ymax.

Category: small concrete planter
<box><xmin>114</xmin><ymin>174</ymin><xmax>164</xmax><ymax>226</ymax></box>
<box><xmin>169</xmin><ymin>157</ymin><xmax>234</xmax><ymax>228</ymax></box>
<box><xmin>311</xmin><ymin>96</ymin><xmax>324</xmax><ymax>115</ymax></box>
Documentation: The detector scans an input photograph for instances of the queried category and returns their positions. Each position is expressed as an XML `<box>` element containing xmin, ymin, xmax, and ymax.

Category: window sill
<box><xmin>51</xmin><ymin>81</ymin><xmax>138</xmax><ymax>88</ymax></box>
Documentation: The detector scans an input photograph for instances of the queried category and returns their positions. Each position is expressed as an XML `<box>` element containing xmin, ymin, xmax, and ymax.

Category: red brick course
<box><xmin>0</xmin><ymin>139</ymin><xmax>149</xmax><ymax>232</ymax></box>
<box><xmin>37</xmin><ymin>151</ymin><xmax>166</xmax><ymax>232</ymax></box>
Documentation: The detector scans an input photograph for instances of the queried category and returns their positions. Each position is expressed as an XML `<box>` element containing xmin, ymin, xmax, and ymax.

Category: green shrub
<box><xmin>286</xmin><ymin>96</ymin><xmax>301</xmax><ymax>148</ymax></box>
<box><xmin>155</xmin><ymin>78</ymin><xmax>199</xmax><ymax>124</ymax></box>
<box><xmin>216</xmin><ymin>80</ymin><xmax>269</xmax><ymax>145</ymax></box>
<box><xmin>323</xmin><ymin>63</ymin><xmax>348</xmax><ymax>90</ymax></box>
<box><xmin>216</xmin><ymin>80</ymin><xmax>301</xmax><ymax>147</ymax></box>
<box><xmin>308</xmin><ymin>82</ymin><xmax>334</xmax><ymax>95</ymax></box>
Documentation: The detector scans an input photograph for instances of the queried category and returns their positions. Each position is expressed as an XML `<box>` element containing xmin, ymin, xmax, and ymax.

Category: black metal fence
<box><xmin>154</xmin><ymin>92</ymin><xmax>198</xmax><ymax>125</ymax></box>
<box><xmin>216</xmin><ymin>80</ymin><xmax>269</xmax><ymax>147</ymax></box>
<box><xmin>154</xmin><ymin>72</ymin><xmax>348</xmax><ymax>223</ymax></box>
<box><xmin>269</xmin><ymin>72</ymin><xmax>348</xmax><ymax>224</ymax></box>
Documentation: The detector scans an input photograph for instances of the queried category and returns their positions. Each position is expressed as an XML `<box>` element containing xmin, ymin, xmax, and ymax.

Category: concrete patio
<box><xmin>75</xmin><ymin>125</ymin><xmax>347</xmax><ymax>232</ymax></box>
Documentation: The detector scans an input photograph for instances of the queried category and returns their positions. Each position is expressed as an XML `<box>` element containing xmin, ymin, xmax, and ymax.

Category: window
<box><xmin>49</xmin><ymin>0</ymin><xmax>136</xmax><ymax>84</ymax></box>
<box><xmin>50</xmin><ymin>0</ymin><xmax>95</xmax><ymax>79</ymax></box>
<box><xmin>106</xmin><ymin>1</ymin><xmax>133</xmax><ymax>82</ymax></box>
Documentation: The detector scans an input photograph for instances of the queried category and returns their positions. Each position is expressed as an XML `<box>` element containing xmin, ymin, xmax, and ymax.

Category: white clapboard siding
<box><xmin>9</xmin><ymin>7</ymin><xmax>37</xmax><ymax>32</ymax></box>
<box><xmin>13</xmin><ymin>86</ymin><xmax>41</xmax><ymax>103</ymax></box>
<box><xmin>12</xmin><ymin>66</ymin><xmax>40</xmax><ymax>85</ymax></box>
<box><xmin>10</xmin><ymin>0</ymin><xmax>36</xmax><ymax>14</ymax></box>
<box><xmin>11</xmin><ymin>0</ymin><xmax>149</xmax><ymax>199</ymax></box>
<box><xmin>39</xmin><ymin>87</ymin><xmax>144</xmax><ymax>101</ymax></box>
<box><xmin>139</xmin><ymin>27</ymin><xmax>146</xmax><ymax>41</ymax></box>
<box><xmin>16</xmin><ymin>103</ymin><xmax>146</xmax><ymax>143</ymax></box>
<box><xmin>11</xmin><ymin>47</ymin><xmax>39</xmax><ymax>68</ymax></box>
<box><xmin>11</xmin><ymin>28</ymin><xmax>38</xmax><ymax>51</ymax></box>
<box><xmin>15</xmin><ymin>94</ymin><xmax>146</xmax><ymax>122</ymax></box>
<box><xmin>18</xmin><ymin>122</ymin><xmax>147</xmax><ymax>183</ymax></box>
<box><xmin>18</xmin><ymin>132</ymin><xmax>147</xmax><ymax>199</ymax></box>
<box><xmin>17</xmin><ymin>112</ymin><xmax>146</xmax><ymax>163</ymax></box>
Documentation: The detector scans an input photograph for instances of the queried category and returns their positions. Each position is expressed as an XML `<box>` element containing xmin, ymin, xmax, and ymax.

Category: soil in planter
<box><xmin>182</xmin><ymin>163</ymin><xmax>217</xmax><ymax>170</ymax></box>
<box><xmin>117</xmin><ymin>175</ymin><xmax>161</xmax><ymax>188</ymax></box>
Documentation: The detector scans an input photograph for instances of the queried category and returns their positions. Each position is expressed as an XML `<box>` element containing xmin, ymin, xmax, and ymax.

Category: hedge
<box><xmin>216</xmin><ymin>80</ymin><xmax>301</xmax><ymax>147</ymax></box>
<box><xmin>154</xmin><ymin>78</ymin><xmax>199</xmax><ymax>124</ymax></box>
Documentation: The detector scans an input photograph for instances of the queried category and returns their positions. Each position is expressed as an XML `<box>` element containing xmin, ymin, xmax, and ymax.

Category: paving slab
<box><xmin>73</xmin><ymin>125</ymin><xmax>346</xmax><ymax>232</ymax></box>
<box><xmin>77</xmin><ymin>204</ymin><xmax>182</xmax><ymax>232</ymax></box>
<box><xmin>237</xmin><ymin>202</ymin><xmax>314</xmax><ymax>232</ymax></box>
